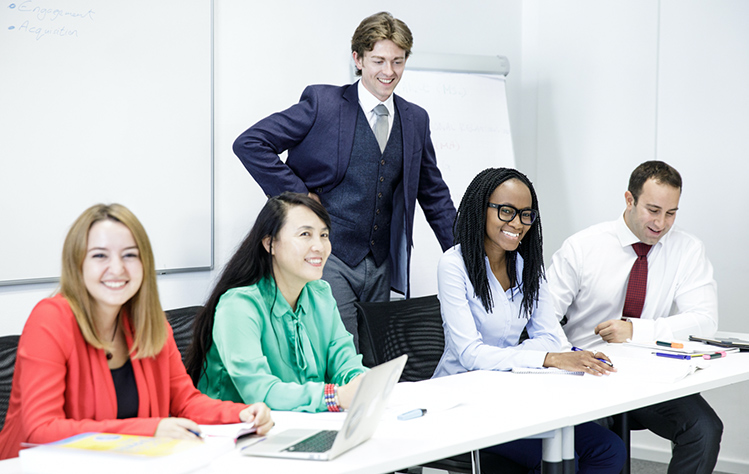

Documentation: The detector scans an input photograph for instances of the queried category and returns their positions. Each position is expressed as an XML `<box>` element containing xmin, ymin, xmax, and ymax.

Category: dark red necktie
<box><xmin>622</xmin><ymin>243</ymin><xmax>652</xmax><ymax>319</ymax></box>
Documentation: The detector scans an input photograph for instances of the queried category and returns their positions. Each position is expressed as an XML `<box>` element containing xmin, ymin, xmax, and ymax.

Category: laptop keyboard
<box><xmin>284</xmin><ymin>430</ymin><xmax>338</xmax><ymax>453</ymax></box>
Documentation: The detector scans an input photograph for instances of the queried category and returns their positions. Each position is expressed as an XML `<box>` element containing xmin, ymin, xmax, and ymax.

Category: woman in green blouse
<box><xmin>186</xmin><ymin>193</ymin><xmax>366</xmax><ymax>412</ymax></box>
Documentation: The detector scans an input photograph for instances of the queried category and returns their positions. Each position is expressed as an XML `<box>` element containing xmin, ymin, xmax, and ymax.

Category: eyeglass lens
<box><xmin>497</xmin><ymin>205</ymin><xmax>537</xmax><ymax>225</ymax></box>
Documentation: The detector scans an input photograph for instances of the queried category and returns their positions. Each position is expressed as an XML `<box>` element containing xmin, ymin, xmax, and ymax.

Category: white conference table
<box><xmin>205</xmin><ymin>337</ymin><xmax>749</xmax><ymax>474</ymax></box>
<box><xmin>3</xmin><ymin>336</ymin><xmax>748</xmax><ymax>474</ymax></box>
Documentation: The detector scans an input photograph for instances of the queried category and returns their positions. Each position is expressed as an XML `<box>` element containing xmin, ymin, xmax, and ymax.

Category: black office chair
<box><xmin>165</xmin><ymin>306</ymin><xmax>203</xmax><ymax>365</ymax></box>
<box><xmin>356</xmin><ymin>295</ymin><xmax>444</xmax><ymax>382</ymax></box>
<box><xmin>0</xmin><ymin>335</ymin><xmax>21</xmax><ymax>431</ymax></box>
<box><xmin>355</xmin><ymin>296</ymin><xmax>527</xmax><ymax>474</ymax></box>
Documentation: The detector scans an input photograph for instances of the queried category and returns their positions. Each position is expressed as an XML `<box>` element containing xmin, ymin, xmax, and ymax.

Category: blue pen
<box><xmin>398</xmin><ymin>408</ymin><xmax>427</xmax><ymax>421</ymax></box>
<box><xmin>187</xmin><ymin>428</ymin><xmax>204</xmax><ymax>439</ymax></box>
<box><xmin>653</xmin><ymin>352</ymin><xmax>691</xmax><ymax>360</ymax></box>
<box><xmin>571</xmin><ymin>346</ymin><xmax>614</xmax><ymax>367</ymax></box>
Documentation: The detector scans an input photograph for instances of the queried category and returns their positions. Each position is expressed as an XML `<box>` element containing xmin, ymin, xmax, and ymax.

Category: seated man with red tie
<box><xmin>547</xmin><ymin>161</ymin><xmax>722</xmax><ymax>474</ymax></box>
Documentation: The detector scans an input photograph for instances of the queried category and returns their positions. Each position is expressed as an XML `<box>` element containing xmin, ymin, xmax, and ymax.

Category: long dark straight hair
<box><xmin>185</xmin><ymin>192</ymin><xmax>332</xmax><ymax>385</ymax></box>
<box><xmin>453</xmin><ymin>168</ymin><xmax>544</xmax><ymax>317</ymax></box>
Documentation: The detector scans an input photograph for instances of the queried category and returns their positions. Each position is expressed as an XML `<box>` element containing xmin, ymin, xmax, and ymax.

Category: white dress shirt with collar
<box><xmin>357</xmin><ymin>80</ymin><xmax>395</xmax><ymax>138</ymax></box>
<box><xmin>547</xmin><ymin>215</ymin><xmax>718</xmax><ymax>350</ymax></box>
<box><xmin>432</xmin><ymin>245</ymin><xmax>568</xmax><ymax>378</ymax></box>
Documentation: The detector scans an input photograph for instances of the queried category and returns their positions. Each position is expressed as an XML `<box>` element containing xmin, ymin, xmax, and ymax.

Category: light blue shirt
<box><xmin>432</xmin><ymin>245</ymin><xmax>568</xmax><ymax>378</ymax></box>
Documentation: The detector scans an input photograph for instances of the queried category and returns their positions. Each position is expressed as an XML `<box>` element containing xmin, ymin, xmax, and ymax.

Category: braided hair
<box><xmin>453</xmin><ymin>168</ymin><xmax>544</xmax><ymax>317</ymax></box>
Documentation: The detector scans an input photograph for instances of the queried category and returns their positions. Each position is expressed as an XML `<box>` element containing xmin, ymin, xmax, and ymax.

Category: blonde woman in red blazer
<box><xmin>0</xmin><ymin>204</ymin><xmax>273</xmax><ymax>459</ymax></box>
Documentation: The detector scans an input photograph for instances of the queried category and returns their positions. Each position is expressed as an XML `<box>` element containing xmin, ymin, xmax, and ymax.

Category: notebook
<box><xmin>689</xmin><ymin>335</ymin><xmax>749</xmax><ymax>352</ymax></box>
<box><xmin>511</xmin><ymin>367</ymin><xmax>584</xmax><ymax>376</ymax></box>
<box><xmin>626</xmin><ymin>340</ymin><xmax>722</xmax><ymax>354</ymax></box>
<box><xmin>198</xmin><ymin>422</ymin><xmax>256</xmax><ymax>444</ymax></box>
<box><xmin>19</xmin><ymin>432</ymin><xmax>228</xmax><ymax>474</ymax></box>
<box><xmin>241</xmin><ymin>354</ymin><xmax>407</xmax><ymax>461</ymax></box>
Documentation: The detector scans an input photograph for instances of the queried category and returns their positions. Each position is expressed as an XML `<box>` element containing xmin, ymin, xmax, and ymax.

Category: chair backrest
<box><xmin>355</xmin><ymin>295</ymin><xmax>445</xmax><ymax>382</ymax></box>
<box><xmin>0</xmin><ymin>335</ymin><xmax>20</xmax><ymax>431</ymax></box>
<box><xmin>165</xmin><ymin>306</ymin><xmax>203</xmax><ymax>365</ymax></box>
<box><xmin>356</xmin><ymin>297</ymin><xmax>529</xmax><ymax>474</ymax></box>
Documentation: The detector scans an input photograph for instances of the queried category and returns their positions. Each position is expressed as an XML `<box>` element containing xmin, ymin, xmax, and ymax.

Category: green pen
<box><xmin>702</xmin><ymin>352</ymin><xmax>727</xmax><ymax>360</ymax></box>
<box><xmin>656</xmin><ymin>340</ymin><xmax>684</xmax><ymax>349</ymax></box>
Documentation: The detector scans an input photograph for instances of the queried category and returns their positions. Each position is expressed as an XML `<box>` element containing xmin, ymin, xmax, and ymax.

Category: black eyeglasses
<box><xmin>488</xmin><ymin>203</ymin><xmax>538</xmax><ymax>225</ymax></box>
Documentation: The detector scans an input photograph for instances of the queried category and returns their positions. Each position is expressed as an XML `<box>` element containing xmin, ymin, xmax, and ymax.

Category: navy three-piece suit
<box><xmin>233</xmin><ymin>81</ymin><xmax>456</xmax><ymax>296</ymax></box>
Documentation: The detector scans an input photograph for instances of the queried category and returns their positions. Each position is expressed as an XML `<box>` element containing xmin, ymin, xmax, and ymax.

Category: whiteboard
<box><xmin>397</xmin><ymin>70</ymin><xmax>514</xmax><ymax>204</ymax></box>
<box><xmin>0</xmin><ymin>0</ymin><xmax>213</xmax><ymax>285</ymax></box>
<box><xmin>395</xmin><ymin>69</ymin><xmax>515</xmax><ymax>297</ymax></box>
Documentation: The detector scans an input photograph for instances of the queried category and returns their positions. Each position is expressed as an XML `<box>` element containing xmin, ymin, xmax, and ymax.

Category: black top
<box><xmin>111</xmin><ymin>359</ymin><xmax>139</xmax><ymax>419</ymax></box>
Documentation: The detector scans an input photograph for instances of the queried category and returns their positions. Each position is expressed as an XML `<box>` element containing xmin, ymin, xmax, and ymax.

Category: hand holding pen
<box><xmin>543</xmin><ymin>347</ymin><xmax>616</xmax><ymax>376</ymax></box>
<box><xmin>572</xmin><ymin>347</ymin><xmax>615</xmax><ymax>367</ymax></box>
<box><xmin>155</xmin><ymin>417</ymin><xmax>204</xmax><ymax>441</ymax></box>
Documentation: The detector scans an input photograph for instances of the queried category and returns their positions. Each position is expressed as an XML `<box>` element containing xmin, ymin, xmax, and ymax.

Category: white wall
<box><xmin>0</xmin><ymin>0</ymin><xmax>523</xmax><ymax>336</ymax></box>
<box><xmin>2</xmin><ymin>0</ymin><xmax>747</xmax><ymax>471</ymax></box>
<box><xmin>525</xmin><ymin>1</ymin><xmax>749</xmax><ymax>471</ymax></box>
<box><xmin>214</xmin><ymin>0</ymin><xmax>524</xmax><ymax>301</ymax></box>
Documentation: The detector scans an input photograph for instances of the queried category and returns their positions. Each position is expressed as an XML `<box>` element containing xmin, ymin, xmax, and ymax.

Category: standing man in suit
<box><xmin>547</xmin><ymin>161</ymin><xmax>722</xmax><ymax>473</ymax></box>
<box><xmin>233</xmin><ymin>12</ymin><xmax>456</xmax><ymax>348</ymax></box>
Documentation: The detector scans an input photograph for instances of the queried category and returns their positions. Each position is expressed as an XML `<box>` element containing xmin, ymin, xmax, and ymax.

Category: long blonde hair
<box><xmin>60</xmin><ymin>203</ymin><xmax>167</xmax><ymax>358</ymax></box>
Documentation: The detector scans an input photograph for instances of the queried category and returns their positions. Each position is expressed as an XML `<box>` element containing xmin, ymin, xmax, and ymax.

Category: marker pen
<box><xmin>653</xmin><ymin>352</ymin><xmax>691</xmax><ymax>360</ymax></box>
<box><xmin>656</xmin><ymin>341</ymin><xmax>684</xmax><ymax>349</ymax></box>
<box><xmin>702</xmin><ymin>352</ymin><xmax>727</xmax><ymax>360</ymax></box>
<box><xmin>398</xmin><ymin>408</ymin><xmax>427</xmax><ymax>421</ymax></box>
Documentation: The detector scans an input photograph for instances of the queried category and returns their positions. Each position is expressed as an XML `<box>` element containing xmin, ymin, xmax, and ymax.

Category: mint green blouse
<box><xmin>197</xmin><ymin>276</ymin><xmax>366</xmax><ymax>412</ymax></box>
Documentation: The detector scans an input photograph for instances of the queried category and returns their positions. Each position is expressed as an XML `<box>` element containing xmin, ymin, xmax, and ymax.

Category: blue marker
<box><xmin>397</xmin><ymin>408</ymin><xmax>427</xmax><ymax>421</ymax></box>
<box><xmin>653</xmin><ymin>352</ymin><xmax>691</xmax><ymax>360</ymax></box>
<box><xmin>571</xmin><ymin>346</ymin><xmax>614</xmax><ymax>367</ymax></box>
<box><xmin>187</xmin><ymin>428</ymin><xmax>204</xmax><ymax>439</ymax></box>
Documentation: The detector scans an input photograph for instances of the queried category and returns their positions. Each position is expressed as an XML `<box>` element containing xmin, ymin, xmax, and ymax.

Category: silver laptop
<box><xmin>241</xmin><ymin>354</ymin><xmax>407</xmax><ymax>461</ymax></box>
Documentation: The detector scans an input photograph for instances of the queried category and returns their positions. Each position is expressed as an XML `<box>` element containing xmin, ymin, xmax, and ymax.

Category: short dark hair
<box><xmin>186</xmin><ymin>192</ymin><xmax>331</xmax><ymax>385</ymax></box>
<box><xmin>628</xmin><ymin>161</ymin><xmax>682</xmax><ymax>204</ymax></box>
<box><xmin>453</xmin><ymin>168</ymin><xmax>544</xmax><ymax>317</ymax></box>
<box><xmin>351</xmin><ymin>12</ymin><xmax>413</xmax><ymax>76</ymax></box>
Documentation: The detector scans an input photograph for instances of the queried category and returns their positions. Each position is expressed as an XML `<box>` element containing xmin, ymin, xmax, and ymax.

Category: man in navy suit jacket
<box><xmin>233</xmin><ymin>12</ymin><xmax>456</xmax><ymax>348</ymax></box>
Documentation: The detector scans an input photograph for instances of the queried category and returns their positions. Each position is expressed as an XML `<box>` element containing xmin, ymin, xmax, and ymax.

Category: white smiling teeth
<box><xmin>503</xmin><ymin>231</ymin><xmax>519</xmax><ymax>238</ymax></box>
<box><xmin>103</xmin><ymin>281</ymin><xmax>125</xmax><ymax>288</ymax></box>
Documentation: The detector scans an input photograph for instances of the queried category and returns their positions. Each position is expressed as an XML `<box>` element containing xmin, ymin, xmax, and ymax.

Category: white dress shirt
<box><xmin>432</xmin><ymin>245</ymin><xmax>568</xmax><ymax>378</ymax></box>
<box><xmin>357</xmin><ymin>80</ymin><xmax>395</xmax><ymax>138</ymax></box>
<box><xmin>547</xmin><ymin>215</ymin><xmax>718</xmax><ymax>350</ymax></box>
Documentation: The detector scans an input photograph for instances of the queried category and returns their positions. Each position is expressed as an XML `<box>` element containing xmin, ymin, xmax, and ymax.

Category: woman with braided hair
<box><xmin>432</xmin><ymin>168</ymin><xmax>625</xmax><ymax>473</ymax></box>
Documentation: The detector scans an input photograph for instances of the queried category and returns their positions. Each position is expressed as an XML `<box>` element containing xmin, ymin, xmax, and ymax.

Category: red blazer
<box><xmin>0</xmin><ymin>295</ymin><xmax>245</xmax><ymax>459</ymax></box>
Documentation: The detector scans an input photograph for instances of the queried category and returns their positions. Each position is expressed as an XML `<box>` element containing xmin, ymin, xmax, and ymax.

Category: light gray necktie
<box><xmin>373</xmin><ymin>104</ymin><xmax>389</xmax><ymax>153</ymax></box>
